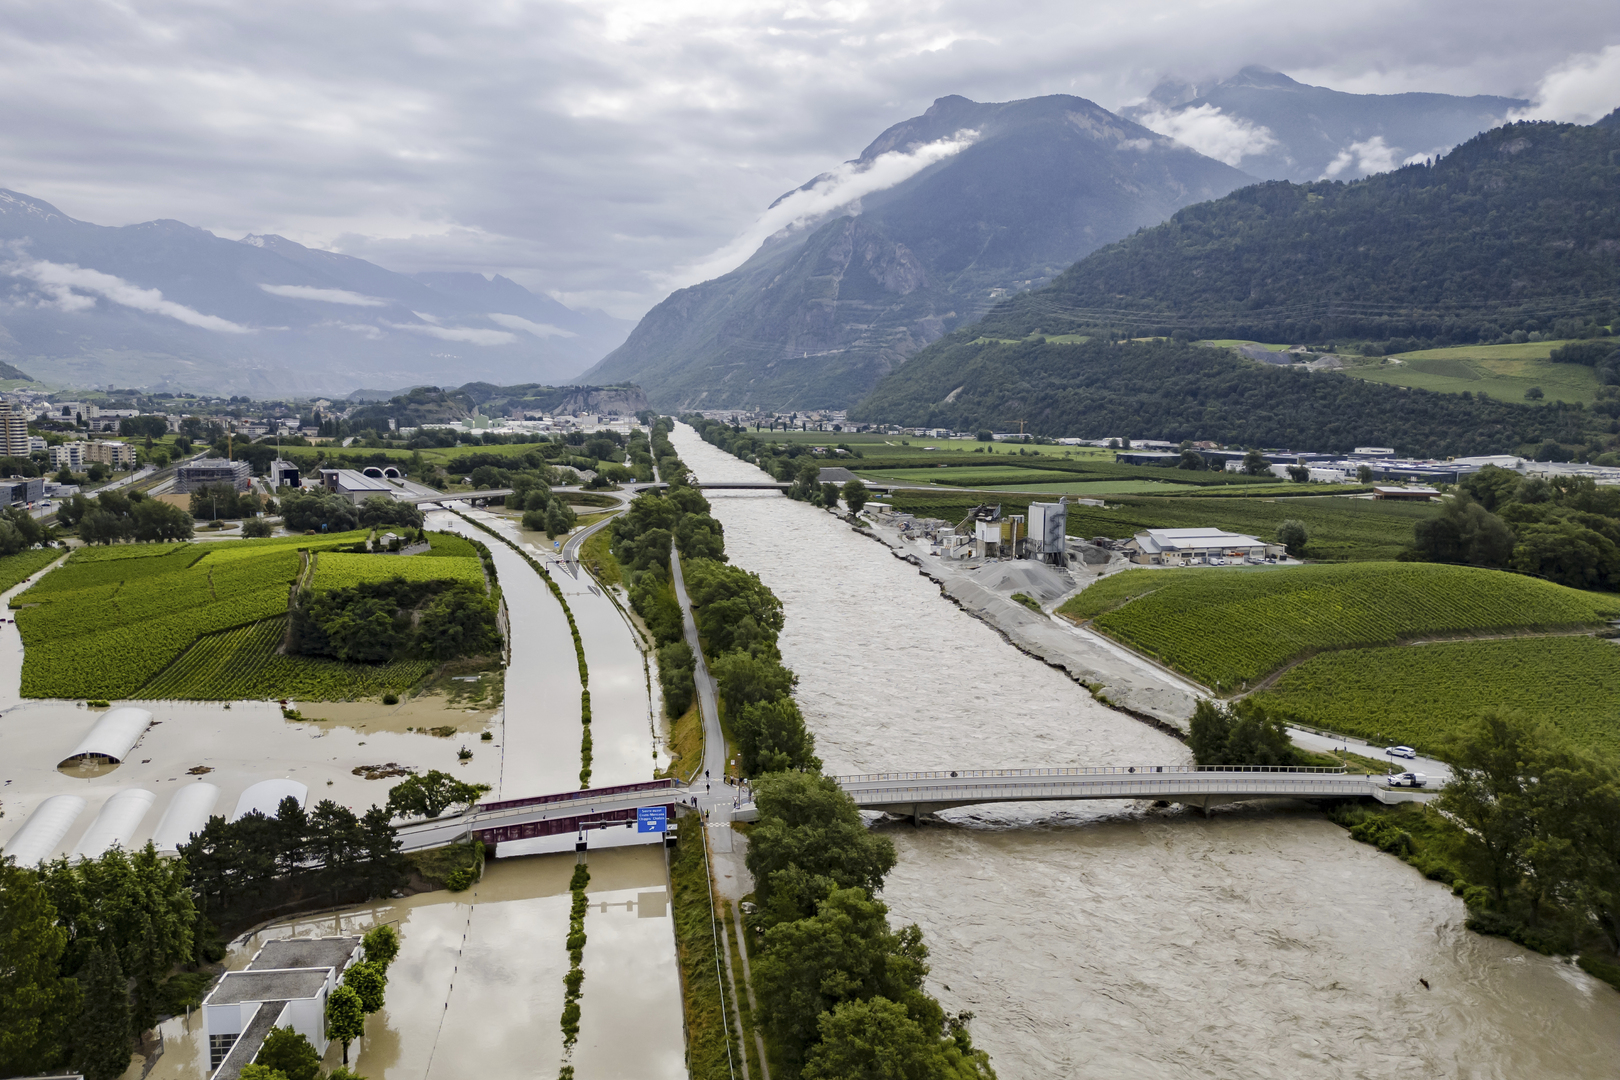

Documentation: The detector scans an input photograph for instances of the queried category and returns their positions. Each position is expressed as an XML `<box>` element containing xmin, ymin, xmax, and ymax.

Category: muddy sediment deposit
<box><xmin>669</xmin><ymin>424</ymin><xmax>1620</xmax><ymax>1078</ymax></box>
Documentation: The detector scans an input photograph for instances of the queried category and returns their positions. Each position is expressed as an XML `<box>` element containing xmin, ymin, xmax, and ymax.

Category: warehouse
<box><xmin>317</xmin><ymin>467</ymin><xmax>397</xmax><ymax>504</ymax></box>
<box><xmin>1125</xmin><ymin>527</ymin><xmax>1284</xmax><ymax>565</ymax></box>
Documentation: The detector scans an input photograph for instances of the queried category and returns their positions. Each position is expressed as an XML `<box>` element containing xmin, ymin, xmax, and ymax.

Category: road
<box><xmin>668</xmin><ymin>540</ymin><xmax>730</xmax><ymax>786</ymax></box>
<box><xmin>1287</xmin><ymin>726</ymin><xmax>1453</xmax><ymax>782</ymax></box>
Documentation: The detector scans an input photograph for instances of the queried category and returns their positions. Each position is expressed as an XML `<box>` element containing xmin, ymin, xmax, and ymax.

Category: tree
<box><xmin>1286</xmin><ymin>464</ymin><xmax>1310</xmax><ymax>483</ymax></box>
<box><xmin>345</xmin><ymin>961</ymin><xmax>388</xmax><ymax>1014</ymax></box>
<box><xmin>657</xmin><ymin>640</ymin><xmax>696</xmax><ymax>716</ymax></box>
<box><xmin>734</xmin><ymin>697</ymin><xmax>821</xmax><ymax>776</ymax></box>
<box><xmin>802</xmin><ymin>997</ymin><xmax>949</xmax><ymax>1080</ymax></box>
<box><xmin>754</xmin><ymin>888</ymin><xmax>933</xmax><ymax>1074</ymax></box>
<box><xmin>1525</xmin><ymin>386</ymin><xmax>1545</xmax><ymax>400</ymax></box>
<box><xmin>1436</xmin><ymin>712</ymin><xmax>1538</xmax><ymax>904</ymax></box>
<box><xmin>976</xmin><ymin>430</ymin><xmax>993</xmax><ymax>442</ymax></box>
<box><xmin>1177</xmin><ymin>449</ymin><xmax>1206</xmax><ymax>471</ymax></box>
<box><xmin>325</xmin><ymin>984</ymin><xmax>365</xmax><ymax>1064</ymax></box>
<box><xmin>1187</xmin><ymin>699</ymin><xmax>1298</xmax><ymax>766</ymax></box>
<box><xmin>1241</xmin><ymin>449</ymin><xmax>1270</xmax><ymax>476</ymax></box>
<box><xmin>1356</xmin><ymin>465</ymin><xmax>1373</xmax><ymax>483</ymax></box>
<box><xmin>238</xmin><ymin>1066</ymin><xmax>292</xmax><ymax>1080</ymax></box>
<box><xmin>0</xmin><ymin>863</ymin><xmax>79</xmax><ymax>1077</ymax></box>
<box><xmin>241</xmin><ymin>517</ymin><xmax>273</xmax><ymax>538</ymax></box>
<box><xmin>362</xmin><ymin>924</ymin><xmax>401</xmax><ymax>969</ymax></box>
<box><xmin>255</xmin><ymin>1026</ymin><xmax>321</xmax><ymax>1080</ymax></box>
<box><xmin>1275</xmin><ymin>519</ymin><xmax>1308</xmax><ymax>557</ymax></box>
<box><xmin>385</xmin><ymin>770</ymin><xmax>491</xmax><ymax>819</ymax></box>
<box><xmin>820</xmin><ymin>481</ymin><xmax>841</xmax><ymax>508</ymax></box>
<box><xmin>358</xmin><ymin>495</ymin><xmax>423</xmax><ymax>529</ymax></box>
<box><xmin>747</xmin><ymin>773</ymin><xmax>897</xmax><ymax>924</ymax></box>
<box><xmin>842</xmin><ymin>479</ymin><xmax>870</xmax><ymax>515</ymax></box>
<box><xmin>710</xmin><ymin>649</ymin><xmax>798</xmax><ymax>716</ymax></box>
<box><xmin>1406</xmin><ymin>493</ymin><xmax>1516</xmax><ymax>568</ymax></box>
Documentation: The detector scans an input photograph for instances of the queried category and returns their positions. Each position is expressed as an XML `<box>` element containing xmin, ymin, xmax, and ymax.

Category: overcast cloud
<box><xmin>0</xmin><ymin>0</ymin><xmax>1613</xmax><ymax>320</ymax></box>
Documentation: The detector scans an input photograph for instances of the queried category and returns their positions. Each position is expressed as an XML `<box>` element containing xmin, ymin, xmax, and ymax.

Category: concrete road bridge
<box><xmin>393</xmin><ymin>766</ymin><xmax>1435</xmax><ymax>853</ymax></box>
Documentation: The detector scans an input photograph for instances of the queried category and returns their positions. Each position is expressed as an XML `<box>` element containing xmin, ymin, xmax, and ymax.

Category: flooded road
<box><xmin>668</xmin><ymin>424</ymin><xmax>1620</xmax><ymax>1078</ymax></box>
<box><xmin>438</xmin><ymin>508</ymin><xmax>654</xmax><ymax>791</ymax></box>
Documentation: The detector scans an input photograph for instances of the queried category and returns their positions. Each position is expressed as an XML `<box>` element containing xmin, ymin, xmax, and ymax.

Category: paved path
<box><xmin>668</xmin><ymin>541</ymin><xmax>729</xmax><ymax>786</ymax></box>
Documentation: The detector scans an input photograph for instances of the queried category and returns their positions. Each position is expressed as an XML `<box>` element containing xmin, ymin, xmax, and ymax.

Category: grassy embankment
<box><xmin>887</xmin><ymin>489</ymin><xmax>1435</xmax><ymax>562</ymax></box>
<box><xmin>668</xmin><ymin>818</ymin><xmax>741</xmax><ymax>1080</ymax></box>
<box><xmin>13</xmin><ymin>532</ymin><xmax>490</xmax><ymax>700</ymax></box>
<box><xmin>1059</xmin><ymin>562</ymin><xmax>1620</xmax><ymax>754</ymax></box>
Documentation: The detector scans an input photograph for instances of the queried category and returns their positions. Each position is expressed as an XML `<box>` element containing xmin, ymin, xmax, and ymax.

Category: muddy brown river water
<box><xmin>668</xmin><ymin>424</ymin><xmax>1620</xmax><ymax>1078</ymax></box>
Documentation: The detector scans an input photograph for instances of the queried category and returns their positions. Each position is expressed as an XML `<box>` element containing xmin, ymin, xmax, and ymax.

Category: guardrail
<box><xmin>834</xmin><ymin>764</ymin><xmax>1348</xmax><ymax>784</ymax></box>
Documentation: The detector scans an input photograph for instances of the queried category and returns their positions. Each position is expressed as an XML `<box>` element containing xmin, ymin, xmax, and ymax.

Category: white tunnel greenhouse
<box><xmin>2</xmin><ymin>794</ymin><xmax>86</xmax><ymax>866</ymax></box>
<box><xmin>57</xmin><ymin>706</ymin><xmax>155</xmax><ymax>768</ymax></box>
<box><xmin>73</xmin><ymin>788</ymin><xmax>157</xmax><ymax>859</ymax></box>
<box><xmin>151</xmin><ymin>782</ymin><xmax>221</xmax><ymax>854</ymax></box>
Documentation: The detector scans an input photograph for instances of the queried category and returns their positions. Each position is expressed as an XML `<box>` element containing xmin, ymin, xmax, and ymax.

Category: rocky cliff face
<box><xmin>583</xmin><ymin>93</ymin><xmax>1255</xmax><ymax>411</ymax></box>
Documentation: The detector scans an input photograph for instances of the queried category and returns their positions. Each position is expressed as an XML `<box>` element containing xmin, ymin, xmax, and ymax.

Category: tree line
<box><xmin>1401</xmin><ymin>465</ymin><xmax>1620</xmax><ymax>590</ymax></box>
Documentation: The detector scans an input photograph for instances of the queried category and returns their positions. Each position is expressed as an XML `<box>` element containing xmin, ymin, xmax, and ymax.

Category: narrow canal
<box><xmin>668</xmin><ymin>423</ymin><xmax>1620</xmax><ymax>1078</ymax></box>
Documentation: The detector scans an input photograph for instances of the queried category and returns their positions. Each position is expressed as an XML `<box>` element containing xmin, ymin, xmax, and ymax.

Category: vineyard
<box><xmin>138</xmin><ymin>618</ymin><xmax>433</xmax><ymax>700</ymax></box>
<box><xmin>312</xmin><ymin>552</ymin><xmax>485</xmax><ymax>590</ymax></box>
<box><xmin>12</xmin><ymin>532</ymin><xmax>387</xmax><ymax>699</ymax></box>
<box><xmin>0</xmin><ymin>548</ymin><xmax>67</xmax><ymax>594</ymax></box>
<box><xmin>1059</xmin><ymin>562</ymin><xmax>1620</xmax><ymax>689</ymax></box>
<box><xmin>1250</xmin><ymin>635</ymin><xmax>1620</xmax><ymax>757</ymax></box>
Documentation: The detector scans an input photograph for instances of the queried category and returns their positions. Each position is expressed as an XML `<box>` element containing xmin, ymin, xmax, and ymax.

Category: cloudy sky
<box><xmin>0</xmin><ymin>0</ymin><xmax>1614</xmax><ymax>320</ymax></box>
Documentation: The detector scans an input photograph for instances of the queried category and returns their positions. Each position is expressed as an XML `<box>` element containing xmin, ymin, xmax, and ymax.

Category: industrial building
<box><xmin>1</xmin><ymin>476</ymin><xmax>43</xmax><ymax>506</ymax></box>
<box><xmin>204</xmin><ymin>936</ymin><xmax>366</xmax><ymax>1078</ymax></box>
<box><xmin>1125</xmin><ymin>527</ymin><xmax>1283</xmax><ymax>565</ymax></box>
<box><xmin>176</xmin><ymin>459</ymin><xmax>252</xmax><ymax>494</ymax></box>
<box><xmin>318</xmin><ymin>467</ymin><xmax>397</xmax><ymax>504</ymax></box>
<box><xmin>1026</xmin><ymin>500</ymin><xmax>1069</xmax><ymax>566</ymax></box>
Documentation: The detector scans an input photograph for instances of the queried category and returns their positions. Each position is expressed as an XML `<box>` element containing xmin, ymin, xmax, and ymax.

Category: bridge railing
<box><xmin>833</xmin><ymin>764</ymin><xmax>1347</xmax><ymax>784</ymax></box>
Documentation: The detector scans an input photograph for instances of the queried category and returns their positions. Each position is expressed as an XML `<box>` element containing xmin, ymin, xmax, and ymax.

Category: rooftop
<box><xmin>207</xmin><ymin>968</ymin><xmax>329</xmax><ymax>1004</ymax></box>
<box><xmin>249</xmin><ymin>937</ymin><xmax>361</xmax><ymax>973</ymax></box>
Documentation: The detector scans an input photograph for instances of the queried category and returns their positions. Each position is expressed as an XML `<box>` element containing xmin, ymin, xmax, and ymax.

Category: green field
<box><xmin>312</xmin><ymin>551</ymin><xmax>484</xmax><ymax>590</ymax></box>
<box><xmin>1335</xmin><ymin>340</ymin><xmax>1598</xmax><ymax>404</ymax></box>
<box><xmin>139</xmin><ymin>618</ymin><xmax>433</xmax><ymax>700</ymax></box>
<box><xmin>0</xmin><ymin>548</ymin><xmax>66</xmax><ymax>594</ymax></box>
<box><xmin>1058</xmin><ymin>562</ymin><xmax>1620</xmax><ymax>690</ymax></box>
<box><xmin>1251</xmin><ymin>635</ymin><xmax>1620</xmax><ymax>757</ymax></box>
<box><xmin>886</xmin><ymin>491</ymin><xmax>1436</xmax><ymax>562</ymax></box>
<box><xmin>13</xmin><ymin>532</ymin><xmax>475</xmax><ymax>700</ymax></box>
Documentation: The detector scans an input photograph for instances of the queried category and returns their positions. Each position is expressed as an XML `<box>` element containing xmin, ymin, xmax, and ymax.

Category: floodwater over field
<box><xmin>127</xmin><ymin>847</ymin><xmax>683</xmax><ymax>1080</ymax></box>
<box><xmin>668</xmin><ymin>424</ymin><xmax>1620</xmax><ymax>1078</ymax></box>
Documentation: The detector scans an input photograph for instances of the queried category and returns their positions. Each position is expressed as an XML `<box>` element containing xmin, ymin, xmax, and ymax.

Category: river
<box><xmin>668</xmin><ymin>424</ymin><xmax>1620</xmax><ymax>1078</ymax></box>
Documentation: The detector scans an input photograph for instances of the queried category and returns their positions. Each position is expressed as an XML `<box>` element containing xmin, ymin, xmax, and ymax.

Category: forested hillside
<box><xmin>961</xmin><ymin>120</ymin><xmax>1618</xmax><ymax>350</ymax></box>
<box><xmin>849</xmin><ymin>337</ymin><xmax>1593</xmax><ymax>456</ymax></box>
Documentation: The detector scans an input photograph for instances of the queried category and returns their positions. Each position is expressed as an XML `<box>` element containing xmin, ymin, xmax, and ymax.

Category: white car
<box><xmin>1388</xmin><ymin>772</ymin><xmax>1428</xmax><ymax>788</ymax></box>
<box><xmin>1385</xmin><ymin>745</ymin><xmax>1417</xmax><ymax>759</ymax></box>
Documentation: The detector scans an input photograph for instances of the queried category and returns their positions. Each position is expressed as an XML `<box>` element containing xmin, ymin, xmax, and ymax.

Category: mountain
<box><xmin>580</xmin><ymin>93</ymin><xmax>1255</xmax><ymax>411</ymax></box>
<box><xmin>932</xmin><ymin>119</ymin><xmax>1620</xmax><ymax>349</ymax></box>
<box><xmin>0</xmin><ymin>189</ymin><xmax>632</xmax><ymax>395</ymax></box>
<box><xmin>850</xmin><ymin>118</ymin><xmax>1620</xmax><ymax>454</ymax></box>
<box><xmin>1122</xmin><ymin>66</ymin><xmax>1527</xmax><ymax>182</ymax></box>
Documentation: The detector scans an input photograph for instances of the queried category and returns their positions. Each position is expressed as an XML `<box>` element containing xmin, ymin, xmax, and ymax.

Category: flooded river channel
<box><xmin>669</xmin><ymin>424</ymin><xmax>1620</xmax><ymax>1078</ymax></box>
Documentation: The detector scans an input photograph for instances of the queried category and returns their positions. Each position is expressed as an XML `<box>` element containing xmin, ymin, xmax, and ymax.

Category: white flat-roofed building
<box><xmin>203</xmin><ymin>936</ymin><xmax>364</xmax><ymax>1078</ymax></box>
<box><xmin>317</xmin><ymin>468</ymin><xmax>396</xmax><ymax>504</ymax></box>
<box><xmin>1126</xmin><ymin>527</ymin><xmax>1284</xmax><ymax>566</ymax></box>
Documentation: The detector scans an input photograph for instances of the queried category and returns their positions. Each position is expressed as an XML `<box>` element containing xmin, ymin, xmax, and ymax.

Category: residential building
<box><xmin>49</xmin><ymin>442</ymin><xmax>87</xmax><ymax>471</ymax></box>
<box><xmin>0</xmin><ymin>399</ymin><xmax>29</xmax><ymax>457</ymax></box>
<box><xmin>84</xmin><ymin>441</ymin><xmax>137</xmax><ymax>469</ymax></box>
<box><xmin>203</xmin><ymin>936</ymin><xmax>364</xmax><ymax>1079</ymax></box>
<box><xmin>176</xmin><ymin>459</ymin><xmax>252</xmax><ymax>493</ymax></box>
<box><xmin>1125</xmin><ymin>527</ymin><xmax>1283</xmax><ymax>565</ymax></box>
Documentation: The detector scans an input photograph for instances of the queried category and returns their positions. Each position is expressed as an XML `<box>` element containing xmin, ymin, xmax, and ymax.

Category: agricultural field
<box><xmin>0</xmin><ymin>548</ymin><xmax>67</xmax><ymax>593</ymax></box>
<box><xmin>1335</xmin><ymin>340</ymin><xmax>1597</xmax><ymax>404</ymax></box>
<box><xmin>312</xmin><ymin>551</ymin><xmax>485</xmax><ymax>590</ymax></box>
<box><xmin>1058</xmin><ymin>562</ymin><xmax>1620</xmax><ymax>691</ymax></box>
<box><xmin>10</xmin><ymin>531</ymin><xmax>388</xmax><ymax>699</ymax></box>
<box><xmin>887</xmin><ymin>491</ymin><xmax>1436</xmax><ymax>562</ymax></box>
<box><xmin>421</xmin><ymin>531</ymin><xmax>482</xmax><ymax>558</ymax></box>
<box><xmin>138</xmin><ymin>618</ymin><xmax>433</xmax><ymax>700</ymax></box>
<box><xmin>1250</xmin><ymin>635</ymin><xmax>1620</xmax><ymax>757</ymax></box>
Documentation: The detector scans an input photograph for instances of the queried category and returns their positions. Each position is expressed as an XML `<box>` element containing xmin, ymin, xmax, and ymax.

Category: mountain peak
<box><xmin>0</xmin><ymin>188</ymin><xmax>80</xmax><ymax>225</ymax></box>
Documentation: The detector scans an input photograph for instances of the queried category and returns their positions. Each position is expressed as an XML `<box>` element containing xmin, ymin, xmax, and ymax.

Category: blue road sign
<box><xmin>637</xmin><ymin>806</ymin><xmax>668</xmax><ymax>833</ymax></box>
